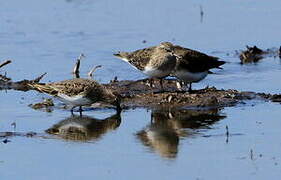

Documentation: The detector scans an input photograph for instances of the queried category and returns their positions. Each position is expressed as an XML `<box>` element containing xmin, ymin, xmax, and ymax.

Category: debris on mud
<box><xmin>0</xmin><ymin>60</ymin><xmax>12</xmax><ymax>82</ymax></box>
<box><xmin>2</xmin><ymin>76</ymin><xmax>280</xmax><ymax>110</ymax></box>
<box><xmin>1</xmin><ymin>60</ymin><xmax>281</xmax><ymax>110</ymax></box>
<box><xmin>0</xmin><ymin>60</ymin><xmax>12</xmax><ymax>69</ymax></box>
<box><xmin>0</xmin><ymin>73</ymin><xmax>46</xmax><ymax>91</ymax></box>
<box><xmin>0</xmin><ymin>131</ymin><xmax>59</xmax><ymax>141</ymax></box>
<box><xmin>2</xmin><ymin>139</ymin><xmax>11</xmax><ymax>144</ymax></box>
<box><xmin>29</xmin><ymin>98</ymin><xmax>54</xmax><ymax>112</ymax></box>
<box><xmin>268</xmin><ymin>94</ymin><xmax>281</xmax><ymax>103</ymax></box>
<box><xmin>105</xmin><ymin>79</ymin><xmax>263</xmax><ymax>109</ymax></box>
<box><xmin>239</xmin><ymin>45</ymin><xmax>263</xmax><ymax>63</ymax></box>
<box><xmin>239</xmin><ymin>45</ymin><xmax>279</xmax><ymax>64</ymax></box>
<box><xmin>0</xmin><ymin>131</ymin><xmax>37</xmax><ymax>139</ymax></box>
<box><xmin>1</xmin><ymin>60</ymin><xmax>47</xmax><ymax>91</ymax></box>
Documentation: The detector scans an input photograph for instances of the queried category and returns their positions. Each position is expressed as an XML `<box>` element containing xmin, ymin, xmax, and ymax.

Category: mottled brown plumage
<box><xmin>114</xmin><ymin>46</ymin><xmax>155</xmax><ymax>71</ymax></box>
<box><xmin>160</xmin><ymin>42</ymin><xmax>225</xmax><ymax>73</ymax></box>
<box><xmin>29</xmin><ymin>78</ymin><xmax>119</xmax><ymax>111</ymax></box>
<box><xmin>114</xmin><ymin>43</ymin><xmax>177</xmax><ymax>78</ymax></box>
<box><xmin>156</xmin><ymin>42</ymin><xmax>225</xmax><ymax>91</ymax></box>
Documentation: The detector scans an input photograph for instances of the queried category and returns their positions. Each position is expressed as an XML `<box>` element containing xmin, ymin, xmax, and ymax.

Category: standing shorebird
<box><xmin>29</xmin><ymin>78</ymin><xmax>121</xmax><ymax>114</ymax></box>
<box><xmin>161</xmin><ymin>42</ymin><xmax>225</xmax><ymax>92</ymax></box>
<box><xmin>114</xmin><ymin>42</ymin><xmax>177</xmax><ymax>90</ymax></box>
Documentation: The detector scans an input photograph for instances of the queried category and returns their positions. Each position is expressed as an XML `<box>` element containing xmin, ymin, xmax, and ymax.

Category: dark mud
<box><xmin>1</xmin><ymin>74</ymin><xmax>280</xmax><ymax>110</ymax></box>
<box><xmin>2</xmin><ymin>49</ymin><xmax>281</xmax><ymax>111</ymax></box>
<box><xmin>105</xmin><ymin>78</ymin><xmax>275</xmax><ymax>109</ymax></box>
<box><xmin>0</xmin><ymin>71</ymin><xmax>46</xmax><ymax>91</ymax></box>
<box><xmin>238</xmin><ymin>45</ymin><xmax>280</xmax><ymax>64</ymax></box>
<box><xmin>28</xmin><ymin>98</ymin><xmax>54</xmax><ymax>112</ymax></box>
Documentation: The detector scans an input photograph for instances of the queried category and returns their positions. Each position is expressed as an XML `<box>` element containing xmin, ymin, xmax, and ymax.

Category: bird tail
<box><xmin>28</xmin><ymin>83</ymin><xmax>57</xmax><ymax>95</ymax></box>
<box><xmin>213</xmin><ymin>60</ymin><xmax>226</xmax><ymax>69</ymax></box>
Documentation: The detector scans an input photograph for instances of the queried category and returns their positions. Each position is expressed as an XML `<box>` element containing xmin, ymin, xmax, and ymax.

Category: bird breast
<box><xmin>57</xmin><ymin>93</ymin><xmax>93</xmax><ymax>106</ymax></box>
<box><xmin>174</xmin><ymin>70</ymin><xmax>208</xmax><ymax>83</ymax></box>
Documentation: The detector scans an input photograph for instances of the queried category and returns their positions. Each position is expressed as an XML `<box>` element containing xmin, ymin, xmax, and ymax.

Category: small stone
<box><xmin>26</xmin><ymin>132</ymin><xmax>37</xmax><ymax>137</ymax></box>
<box><xmin>110</xmin><ymin>76</ymin><xmax>118</xmax><ymax>83</ymax></box>
<box><xmin>2</xmin><ymin>139</ymin><xmax>11</xmax><ymax>144</ymax></box>
<box><xmin>200</xmin><ymin>96</ymin><xmax>218</xmax><ymax>107</ymax></box>
<box><xmin>270</xmin><ymin>94</ymin><xmax>281</xmax><ymax>102</ymax></box>
<box><xmin>240</xmin><ymin>45</ymin><xmax>264</xmax><ymax>64</ymax></box>
<box><xmin>29</xmin><ymin>98</ymin><xmax>54</xmax><ymax>110</ymax></box>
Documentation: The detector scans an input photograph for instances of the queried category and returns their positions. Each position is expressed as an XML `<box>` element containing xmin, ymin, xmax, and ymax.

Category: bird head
<box><xmin>159</xmin><ymin>42</ymin><xmax>174</xmax><ymax>52</ymax></box>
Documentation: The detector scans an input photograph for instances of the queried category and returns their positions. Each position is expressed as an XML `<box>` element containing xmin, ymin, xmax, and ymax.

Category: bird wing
<box><xmin>116</xmin><ymin>46</ymin><xmax>156</xmax><ymax>71</ymax></box>
<box><xmin>49</xmin><ymin>79</ymin><xmax>96</xmax><ymax>96</ymax></box>
<box><xmin>29</xmin><ymin>83</ymin><xmax>58</xmax><ymax>96</ymax></box>
<box><xmin>173</xmin><ymin>45</ymin><xmax>224</xmax><ymax>72</ymax></box>
<box><xmin>29</xmin><ymin>79</ymin><xmax>96</xmax><ymax>97</ymax></box>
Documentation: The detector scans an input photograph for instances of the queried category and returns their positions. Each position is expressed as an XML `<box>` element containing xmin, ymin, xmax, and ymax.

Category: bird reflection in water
<box><xmin>136</xmin><ymin>108</ymin><xmax>226</xmax><ymax>159</ymax></box>
<box><xmin>46</xmin><ymin>112</ymin><xmax>121</xmax><ymax>142</ymax></box>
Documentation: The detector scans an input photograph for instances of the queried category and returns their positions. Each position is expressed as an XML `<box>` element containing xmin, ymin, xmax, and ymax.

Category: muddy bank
<box><xmin>1</xmin><ymin>60</ymin><xmax>280</xmax><ymax>110</ymax></box>
<box><xmin>105</xmin><ymin>78</ymin><xmax>269</xmax><ymax>109</ymax></box>
<box><xmin>0</xmin><ymin>72</ymin><xmax>46</xmax><ymax>91</ymax></box>
<box><xmin>237</xmin><ymin>45</ymin><xmax>280</xmax><ymax>64</ymax></box>
<box><xmin>0</xmin><ymin>75</ymin><xmax>280</xmax><ymax>110</ymax></box>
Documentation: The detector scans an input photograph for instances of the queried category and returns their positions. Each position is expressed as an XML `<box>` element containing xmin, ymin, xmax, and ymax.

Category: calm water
<box><xmin>1</xmin><ymin>0</ymin><xmax>281</xmax><ymax>179</ymax></box>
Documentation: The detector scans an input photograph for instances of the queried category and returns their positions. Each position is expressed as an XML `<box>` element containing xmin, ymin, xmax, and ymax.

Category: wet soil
<box><xmin>105</xmin><ymin>78</ymin><xmax>274</xmax><ymax>109</ymax></box>
<box><xmin>238</xmin><ymin>45</ymin><xmax>280</xmax><ymax>64</ymax></box>
<box><xmin>1</xmin><ymin>74</ymin><xmax>280</xmax><ymax>110</ymax></box>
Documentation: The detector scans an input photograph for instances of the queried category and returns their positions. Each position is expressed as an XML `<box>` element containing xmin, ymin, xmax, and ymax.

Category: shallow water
<box><xmin>1</xmin><ymin>0</ymin><xmax>281</xmax><ymax>179</ymax></box>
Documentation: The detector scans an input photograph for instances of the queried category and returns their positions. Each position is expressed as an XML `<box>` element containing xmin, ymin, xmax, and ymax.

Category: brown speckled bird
<box><xmin>29</xmin><ymin>78</ymin><xmax>121</xmax><ymax>113</ymax></box>
<box><xmin>114</xmin><ymin>42</ymin><xmax>177</xmax><ymax>89</ymax></box>
<box><xmin>161</xmin><ymin>42</ymin><xmax>225</xmax><ymax>92</ymax></box>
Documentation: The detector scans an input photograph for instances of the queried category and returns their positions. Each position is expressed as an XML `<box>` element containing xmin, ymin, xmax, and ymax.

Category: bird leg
<box><xmin>150</xmin><ymin>113</ymin><xmax>154</xmax><ymax>124</ymax></box>
<box><xmin>71</xmin><ymin>107</ymin><xmax>75</xmax><ymax>115</ymax></box>
<box><xmin>159</xmin><ymin>78</ymin><xmax>165</xmax><ymax>92</ymax></box>
<box><xmin>176</xmin><ymin>81</ymin><xmax>182</xmax><ymax>91</ymax></box>
<box><xmin>176</xmin><ymin>80</ymin><xmax>186</xmax><ymax>93</ymax></box>
<box><xmin>115</xmin><ymin>95</ymin><xmax>122</xmax><ymax>114</ymax></box>
<box><xmin>188</xmin><ymin>82</ymin><xmax>193</xmax><ymax>93</ymax></box>
<box><xmin>151</xmin><ymin>78</ymin><xmax>166</xmax><ymax>93</ymax></box>
<box><xmin>149</xmin><ymin>78</ymin><xmax>154</xmax><ymax>88</ymax></box>
<box><xmin>181</xmin><ymin>81</ymin><xmax>186</xmax><ymax>92</ymax></box>
<box><xmin>79</xmin><ymin>106</ymin><xmax>83</xmax><ymax>116</ymax></box>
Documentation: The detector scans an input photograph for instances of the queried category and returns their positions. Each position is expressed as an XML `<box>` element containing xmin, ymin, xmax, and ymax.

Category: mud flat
<box><xmin>1</xmin><ymin>74</ymin><xmax>280</xmax><ymax>110</ymax></box>
<box><xmin>238</xmin><ymin>45</ymin><xmax>280</xmax><ymax>64</ymax></box>
<box><xmin>105</xmin><ymin>79</ymin><xmax>276</xmax><ymax>109</ymax></box>
<box><xmin>0</xmin><ymin>58</ymin><xmax>279</xmax><ymax>110</ymax></box>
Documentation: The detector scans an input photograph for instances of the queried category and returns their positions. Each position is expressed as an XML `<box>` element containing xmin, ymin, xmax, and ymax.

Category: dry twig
<box><xmin>0</xmin><ymin>74</ymin><xmax>11</xmax><ymax>81</ymax></box>
<box><xmin>88</xmin><ymin>65</ymin><xmax>102</xmax><ymax>78</ymax></box>
<box><xmin>73</xmin><ymin>54</ymin><xmax>85</xmax><ymax>78</ymax></box>
<box><xmin>32</xmin><ymin>72</ymin><xmax>47</xmax><ymax>83</ymax></box>
<box><xmin>0</xmin><ymin>60</ymin><xmax>12</xmax><ymax>69</ymax></box>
